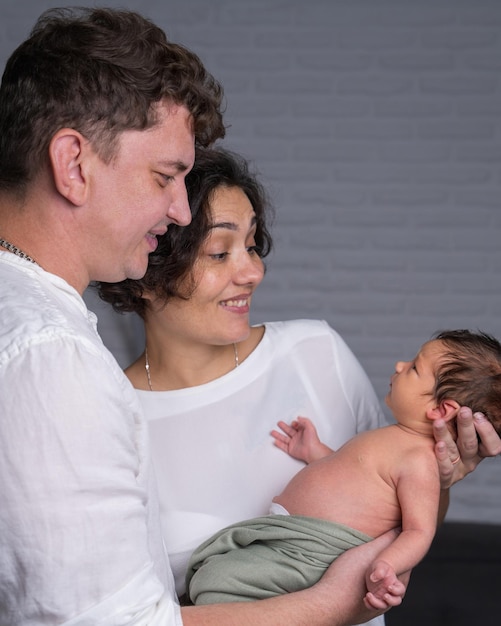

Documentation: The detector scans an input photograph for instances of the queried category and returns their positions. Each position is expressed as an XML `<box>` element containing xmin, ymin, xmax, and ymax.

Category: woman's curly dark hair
<box><xmin>97</xmin><ymin>146</ymin><xmax>273</xmax><ymax>318</ymax></box>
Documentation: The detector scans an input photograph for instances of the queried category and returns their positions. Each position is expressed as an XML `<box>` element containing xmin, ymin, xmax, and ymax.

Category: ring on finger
<box><xmin>451</xmin><ymin>455</ymin><xmax>461</xmax><ymax>465</ymax></box>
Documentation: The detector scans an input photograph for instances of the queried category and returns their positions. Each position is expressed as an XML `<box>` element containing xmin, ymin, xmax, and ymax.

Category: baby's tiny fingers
<box><xmin>276</xmin><ymin>420</ymin><xmax>296</xmax><ymax>436</ymax></box>
<box><xmin>271</xmin><ymin>429</ymin><xmax>288</xmax><ymax>442</ymax></box>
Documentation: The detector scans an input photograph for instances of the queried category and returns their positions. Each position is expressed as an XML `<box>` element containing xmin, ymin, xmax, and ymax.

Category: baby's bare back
<box><xmin>273</xmin><ymin>424</ymin><xmax>436</xmax><ymax>538</ymax></box>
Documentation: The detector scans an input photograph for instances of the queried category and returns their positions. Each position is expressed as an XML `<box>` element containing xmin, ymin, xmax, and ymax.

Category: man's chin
<box><xmin>124</xmin><ymin>257</ymin><xmax>150</xmax><ymax>281</ymax></box>
<box><xmin>99</xmin><ymin>266</ymin><xmax>147</xmax><ymax>285</ymax></box>
<box><xmin>127</xmin><ymin>267</ymin><xmax>148</xmax><ymax>281</ymax></box>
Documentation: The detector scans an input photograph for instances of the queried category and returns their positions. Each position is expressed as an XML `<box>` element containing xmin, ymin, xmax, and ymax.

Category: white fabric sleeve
<box><xmin>0</xmin><ymin>336</ymin><xmax>181</xmax><ymax>626</ymax></box>
<box><xmin>325</xmin><ymin>323</ymin><xmax>387</xmax><ymax>432</ymax></box>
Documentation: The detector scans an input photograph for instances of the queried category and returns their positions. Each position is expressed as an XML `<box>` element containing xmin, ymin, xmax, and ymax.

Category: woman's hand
<box><xmin>271</xmin><ymin>416</ymin><xmax>333</xmax><ymax>464</ymax></box>
<box><xmin>434</xmin><ymin>406</ymin><xmax>501</xmax><ymax>489</ymax></box>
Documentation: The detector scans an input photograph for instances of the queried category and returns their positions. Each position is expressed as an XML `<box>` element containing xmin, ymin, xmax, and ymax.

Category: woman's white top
<box><xmin>137</xmin><ymin>319</ymin><xmax>386</xmax><ymax>607</ymax></box>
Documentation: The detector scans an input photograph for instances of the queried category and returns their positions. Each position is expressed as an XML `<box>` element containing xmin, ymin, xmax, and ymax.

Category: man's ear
<box><xmin>48</xmin><ymin>128</ymin><xmax>89</xmax><ymax>206</ymax></box>
<box><xmin>426</xmin><ymin>398</ymin><xmax>461</xmax><ymax>423</ymax></box>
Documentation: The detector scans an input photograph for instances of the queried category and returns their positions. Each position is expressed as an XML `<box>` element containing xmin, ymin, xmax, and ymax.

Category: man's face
<box><xmin>85</xmin><ymin>102</ymin><xmax>195</xmax><ymax>283</ymax></box>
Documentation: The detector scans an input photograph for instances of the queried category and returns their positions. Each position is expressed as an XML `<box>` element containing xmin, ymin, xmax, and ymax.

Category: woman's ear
<box><xmin>426</xmin><ymin>398</ymin><xmax>461</xmax><ymax>423</ymax></box>
<box><xmin>48</xmin><ymin>128</ymin><xmax>89</xmax><ymax>206</ymax></box>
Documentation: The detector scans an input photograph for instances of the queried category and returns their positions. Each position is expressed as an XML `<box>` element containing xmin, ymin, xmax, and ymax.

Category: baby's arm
<box><xmin>364</xmin><ymin>450</ymin><xmax>440</xmax><ymax>610</ymax></box>
<box><xmin>271</xmin><ymin>417</ymin><xmax>333</xmax><ymax>464</ymax></box>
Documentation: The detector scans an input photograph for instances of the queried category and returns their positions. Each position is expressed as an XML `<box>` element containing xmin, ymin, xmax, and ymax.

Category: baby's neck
<box><xmin>394</xmin><ymin>421</ymin><xmax>434</xmax><ymax>439</ymax></box>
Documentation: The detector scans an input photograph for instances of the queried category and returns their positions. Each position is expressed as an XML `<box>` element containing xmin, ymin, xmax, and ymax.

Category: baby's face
<box><xmin>385</xmin><ymin>340</ymin><xmax>445</xmax><ymax>423</ymax></box>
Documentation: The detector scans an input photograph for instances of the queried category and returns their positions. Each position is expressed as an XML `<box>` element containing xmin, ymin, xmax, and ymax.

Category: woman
<box><xmin>97</xmin><ymin>147</ymin><xmax>499</xmax><ymax>611</ymax></box>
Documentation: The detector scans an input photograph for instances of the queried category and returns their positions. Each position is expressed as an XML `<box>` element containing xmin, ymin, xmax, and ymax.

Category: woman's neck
<box><xmin>126</xmin><ymin>325</ymin><xmax>265</xmax><ymax>391</ymax></box>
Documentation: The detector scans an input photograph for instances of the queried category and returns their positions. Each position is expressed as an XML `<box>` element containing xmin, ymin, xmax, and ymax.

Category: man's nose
<box><xmin>167</xmin><ymin>183</ymin><xmax>191</xmax><ymax>226</ymax></box>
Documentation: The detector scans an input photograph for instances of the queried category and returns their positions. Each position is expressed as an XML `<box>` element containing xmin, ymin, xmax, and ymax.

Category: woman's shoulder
<box><xmin>261</xmin><ymin>319</ymin><xmax>361</xmax><ymax>370</ymax></box>
<box><xmin>264</xmin><ymin>318</ymin><xmax>343</xmax><ymax>343</ymax></box>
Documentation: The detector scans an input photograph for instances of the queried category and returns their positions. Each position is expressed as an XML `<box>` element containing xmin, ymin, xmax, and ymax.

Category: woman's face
<box><xmin>147</xmin><ymin>185</ymin><xmax>265</xmax><ymax>346</ymax></box>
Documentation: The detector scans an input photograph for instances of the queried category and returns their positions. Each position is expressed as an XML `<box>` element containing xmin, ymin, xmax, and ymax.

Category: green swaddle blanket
<box><xmin>186</xmin><ymin>514</ymin><xmax>373</xmax><ymax>604</ymax></box>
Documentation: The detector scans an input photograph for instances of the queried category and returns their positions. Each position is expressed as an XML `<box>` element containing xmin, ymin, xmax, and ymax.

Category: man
<box><xmin>0</xmin><ymin>7</ymin><xmax>498</xmax><ymax>626</ymax></box>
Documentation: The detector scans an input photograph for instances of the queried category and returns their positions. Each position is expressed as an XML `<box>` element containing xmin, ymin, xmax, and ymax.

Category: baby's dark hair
<box><xmin>433</xmin><ymin>329</ymin><xmax>501</xmax><ymax>435</ymax></box>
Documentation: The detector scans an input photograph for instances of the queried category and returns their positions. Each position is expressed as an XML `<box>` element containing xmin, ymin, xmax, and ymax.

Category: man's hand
<box><xmin>434</xmin><ymin>406</ymin><xmax>501</xmax><ymax>489</ymax></box>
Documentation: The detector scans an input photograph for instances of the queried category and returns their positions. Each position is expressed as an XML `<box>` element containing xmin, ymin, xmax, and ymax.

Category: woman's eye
<box><xmin>209</xmin><ymin>252</ymin><xmax>228</xmax><ymax>261</ymax></box>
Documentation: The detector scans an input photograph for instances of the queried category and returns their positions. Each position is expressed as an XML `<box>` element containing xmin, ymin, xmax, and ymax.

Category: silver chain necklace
<box><xmin>0</xmin><ymin>237</ymin><xmax>39</xmax><ymax>265</ymax></box>
<box><xmin>144</xmin><ymin>343</ymin><xmax>239</xmax><ymax>391</ymax></box>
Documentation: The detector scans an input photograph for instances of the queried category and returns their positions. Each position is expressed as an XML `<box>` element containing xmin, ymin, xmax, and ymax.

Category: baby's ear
<box><xmin>426</xmin><ymin>399</ymin><xmax>461</xmax><ymax>422</ymax></box>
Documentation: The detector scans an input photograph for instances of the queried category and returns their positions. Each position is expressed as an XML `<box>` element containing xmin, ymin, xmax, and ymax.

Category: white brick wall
<box><xmin>3</xmin><ymin>0</ymin><xmax>500</xmax><ymax>523</ymax></box>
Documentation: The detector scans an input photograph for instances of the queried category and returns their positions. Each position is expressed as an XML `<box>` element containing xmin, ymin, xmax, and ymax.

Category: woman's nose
<box><xmin>236</xmin><ymin>254</ymin><xmax>264</xmax><ymax>285</ymax></box>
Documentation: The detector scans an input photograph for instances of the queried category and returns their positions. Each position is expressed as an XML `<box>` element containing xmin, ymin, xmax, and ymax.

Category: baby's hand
<box><xmin>271</xmin><ymin>417</ymin><xmax>333</xmax><ymax>464</ymax></box>
<box><xmin>364</xmin><ymin>559</ymin><xmax>406</xmax><ymax>610</ymax></box>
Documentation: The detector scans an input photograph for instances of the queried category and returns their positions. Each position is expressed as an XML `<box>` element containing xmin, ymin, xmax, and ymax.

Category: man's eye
<box><xmin>158</xmin><ymin>173</ymin><xmax>174</xmax><ymax>185</ymax></box>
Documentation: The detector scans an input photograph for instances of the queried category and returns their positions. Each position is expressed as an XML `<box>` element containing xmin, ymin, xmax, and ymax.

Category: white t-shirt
<box><xmin>138</xmin><ymin>318</ymin><xmax>386</xmax><ymax>626</ymax></box>
<box><xmin>0</xmin><ymin>252</ymin><xmax>180</xmax><ymax>626</ymax></box>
